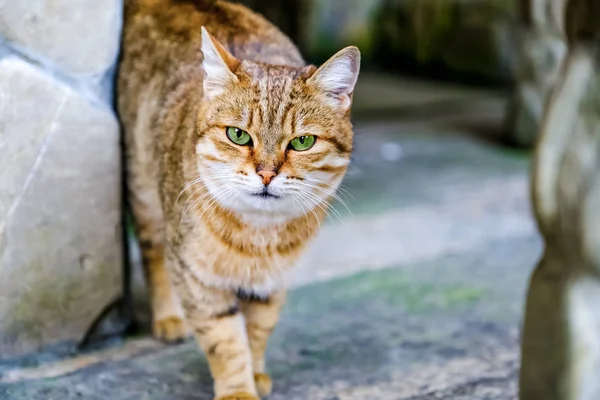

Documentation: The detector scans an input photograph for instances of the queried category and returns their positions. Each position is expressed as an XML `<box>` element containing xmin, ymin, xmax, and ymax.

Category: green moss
<box><xmin>443</xmin><ymin>287</ymin><xmax>483</xmax><ymax>305</ymax></box>
<box><xmin>287</xmin><ymin>267</ymin><xmax>485</xmax><ymax>316</ymax></box>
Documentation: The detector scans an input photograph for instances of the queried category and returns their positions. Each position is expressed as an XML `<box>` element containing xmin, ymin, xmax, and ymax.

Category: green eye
<box><xmin>289</xmin><ymin>135</ymin><xmax>316</xmax><ymax>151</ymax></box>
<box><xmin>226</xmin><ymin>127</ymin><xmax>252</xmax><ymax>146</ymax></box>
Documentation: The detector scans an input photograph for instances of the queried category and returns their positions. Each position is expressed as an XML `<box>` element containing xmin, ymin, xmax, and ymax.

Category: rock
<box><xmin>0</xmin><ymin>0</ymin><xmax>122</xmax><ymax>76</ymax></box>
<box><xmin>0</xmin><ymin>56</ymin><xmax>122</xmax><ymax>357</ymax></box>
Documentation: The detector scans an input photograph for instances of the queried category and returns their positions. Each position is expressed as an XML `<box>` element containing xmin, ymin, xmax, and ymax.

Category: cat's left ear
<box><xmin>307</xmin><ymin>46</ymin><xmax>361</xmax><ymax>112</ymax></box>
<box><xmin>200</xmin><ymin>27</ymin><xmax>240</xmax><ymax>100</ymax></box>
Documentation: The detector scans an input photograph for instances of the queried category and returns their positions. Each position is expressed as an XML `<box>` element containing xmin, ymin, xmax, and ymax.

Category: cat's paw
<box><xmin>152</xmin><ymin>316</ymin><xmax>188</xmax><ymax>343</ymax></box>
<box><xmin>214</xmin><ymin>393</ymin><xmax>259</xmax><ymax>400</ymax></box>
<box><xmin>254</xmin><ymin>373</ymin><xmax>272</xmax><ymax>398</ymax></box>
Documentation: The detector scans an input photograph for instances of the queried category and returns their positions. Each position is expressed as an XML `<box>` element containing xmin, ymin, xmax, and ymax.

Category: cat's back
<box><xmin>128</xmin><ymin>0</ymin><xmax>303</xmax><ymax>59</ymax></box>
<box><xmin>119</xmin><ymin>0</ymin><xmax>305</xmax><ymax>111</ymax></box>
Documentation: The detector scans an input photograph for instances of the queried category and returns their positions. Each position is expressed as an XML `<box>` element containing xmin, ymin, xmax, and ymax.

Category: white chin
<box><xmin>242</xmin><ymin>193</ymin><xmax>288</xmax><ymax>213</ymax></box>
<box><xmin>222</xmin><ymin>193</ymin><xmax>302</xmax><ymax>224</ymax></box>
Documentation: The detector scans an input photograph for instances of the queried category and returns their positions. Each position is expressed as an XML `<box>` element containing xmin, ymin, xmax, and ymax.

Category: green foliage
<box><xmin>369</xmin><ymin>0</ymin><xmax>518</xmax><ymax>83</ymax></box>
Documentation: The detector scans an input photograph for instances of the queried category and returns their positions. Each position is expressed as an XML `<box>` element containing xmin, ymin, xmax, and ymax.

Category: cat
<box><xmin>117</xmin><ymin>0</ymin><xmax>360</xmax><ymax>398</ymax></box>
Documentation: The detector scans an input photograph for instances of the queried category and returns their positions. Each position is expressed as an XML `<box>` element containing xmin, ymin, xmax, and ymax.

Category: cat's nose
<box><xmin>257</xmin><ymin>170</ymin><xmax>276</xmax><ymax>186</ymax></box>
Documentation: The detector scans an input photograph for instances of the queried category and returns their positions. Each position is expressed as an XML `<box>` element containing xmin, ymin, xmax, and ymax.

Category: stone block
<box><xmin>0</xmin><ymin>0</ymin><xmax>122</xmax><ymax>76</ymax></box>
<box><xmin>0</xmin><ymin>56</ymin><xmax>122</xmax><ymax>357</ymax></box>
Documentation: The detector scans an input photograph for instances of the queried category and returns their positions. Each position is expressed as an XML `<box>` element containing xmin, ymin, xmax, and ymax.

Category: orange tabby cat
<box><xmin>117</xmin><ymin>0</ymin><xmax>360</xmax><ymax>398</ymax></box>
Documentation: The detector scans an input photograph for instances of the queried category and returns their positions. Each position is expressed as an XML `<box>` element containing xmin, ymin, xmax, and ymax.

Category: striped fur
<box><xmin>117</xmin><ymin>1</ymin><xmax>360</xmax><ymax>398</ymax></box>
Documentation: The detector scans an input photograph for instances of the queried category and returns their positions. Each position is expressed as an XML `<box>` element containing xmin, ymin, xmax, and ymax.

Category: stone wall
<box><xmin>0</xmin><ymin>0</ymin><xmax>123</xmax><ymax>356</ymax></box>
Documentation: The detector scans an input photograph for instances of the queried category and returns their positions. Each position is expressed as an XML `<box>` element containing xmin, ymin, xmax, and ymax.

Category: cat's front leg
<box><xmin>170</xmin><ymin>259</ymin><xmax>258</xmax><ymax>400</ymax></box>
<box><xmin>239</xmin><ymin>290</ymin><xmax>286</xmax><ymax>398</ymax></box>
<box><xmin>138</xmin><ymin>240</ymin><xmax>189</xmax><ymax>343</ymax></box>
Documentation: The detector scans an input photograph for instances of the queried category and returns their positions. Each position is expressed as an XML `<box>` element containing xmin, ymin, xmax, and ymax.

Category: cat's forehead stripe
<box><xmin>254</xmin><ymin>68</ymin><xmax>297</xmax><ymax>147</ymax></box>
<box><xmin>258</xmin><ymin>74</ymin><xmax>269</xmax><ymax>133</ymax></box>
<box><xmin>275</xmin><ymin>76</ymin><xmax>294</xmax><ymax>123</ymax></box>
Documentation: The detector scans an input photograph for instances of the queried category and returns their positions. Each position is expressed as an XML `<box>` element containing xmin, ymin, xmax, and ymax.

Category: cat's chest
<box><xmin>179</xmin><ymin>226</ymin><xmax>306</xmax><ymax>293</ymax></box>
<box><xmin>198</xmin><ymin>216</ymin><xmax>312</xmax><ymax>260</ymax></box>
<box><xmin>189</xmin><ymin>227</ymin><xmax>304</xmax><ymax>267</ymax></box>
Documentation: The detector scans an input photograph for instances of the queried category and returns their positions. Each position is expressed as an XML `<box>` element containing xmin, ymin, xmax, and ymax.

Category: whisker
<box><xmin>175</xmin><ymin>172</ymin><xmax>237</xmax><ymax>206</ymax></box>
<box><xmin>292</xmin><ymin>186</ymin><xmax>339</xmax><ymax>224</ymax></box>
<box><xmin>189</xmin><ymin>186</ymin><xmax>238</xmax><ymax>236</ymax></box>
<box><xmin>294</xmin><ymin>181</ymin><xmax>352</xmax><ymax>217</ymax></box>
<box><xmin>311</xmin><ymin>178</ymin><xmax>353</xmax><ymax>197</ymax></box>
<box><xmin>305</xmin><ymin>176</ymin><xmax>354</xmax><ymax>198</ymax></box>
<box><xmin>295</xmin><ymin>194</ymin><xmax>322</xmax><ymax>230</ymax></box>
<box><xmin>290</xmin><ymin>185</ymin><xmax>344</xmax><ymax>222</ymax></box>
<box><xmin>175</xmin><ymin>177</ymin><xmax>204</xmax><ymax>204</ymax></box>
<box><xmin>196</xmin><ymin>186</ymin><xmax>236</xmax><ymax>223</ymax></box>
<box><xmin>179</xmin><ymin>177</ymin><xmax>236</xmax><ymax>212</ymax></box>
<box><xmin>292</xmin><ymin>197</ymin><xmax>311</xmax><ymax>229</ymax></box>
<box><xmin>176</xmin><ymin>181</ymin><xmax>231</xmax><ymax>239</ymax></box>
<box><xmin>186</xmin><ymin>191</ymin><xmax>226</xmax><ymax>238</ymax></box>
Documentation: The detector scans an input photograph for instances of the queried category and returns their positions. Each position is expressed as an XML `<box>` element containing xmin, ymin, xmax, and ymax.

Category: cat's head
<box><xmin>195</xmin><ymin>27</ymin><xmax>360</xmax><ymax>225</ymax></box>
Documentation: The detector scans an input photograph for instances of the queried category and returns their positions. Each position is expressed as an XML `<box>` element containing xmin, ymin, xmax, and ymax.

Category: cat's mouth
<box><xmin>251</xmin><ymin>188</ymin><xmax>280</xmax><ymax>200</ymax></box>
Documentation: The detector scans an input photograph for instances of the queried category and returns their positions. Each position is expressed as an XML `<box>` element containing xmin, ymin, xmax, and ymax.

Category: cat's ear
<box><xmin>307</xmin><ymin>46</ymin><xmax>361</xmax><ymax>112</ymax></box>
<box><xmin>200</xmin><ymin>27</ymin><xmax>240</xmax><ymax>100</ymax></box>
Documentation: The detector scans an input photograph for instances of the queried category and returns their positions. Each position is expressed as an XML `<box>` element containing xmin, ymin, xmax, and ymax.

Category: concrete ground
<box><xmin>0</xmin><ymin>74</ymin><xmax>538</xmax><ymax>399</ymax></box>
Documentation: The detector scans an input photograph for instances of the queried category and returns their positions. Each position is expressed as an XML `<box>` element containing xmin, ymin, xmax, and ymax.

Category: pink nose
<box><xmin>257</xmin><ymin>170</ymin><xmax>276</xmax><ymax>186</ymax></box>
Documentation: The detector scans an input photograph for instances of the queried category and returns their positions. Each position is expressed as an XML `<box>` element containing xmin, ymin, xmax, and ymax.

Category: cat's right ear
<box><xmin>306</xmin><ymin>46</ymin><xmax>361</xmax><ymax>112</ymax></box>
<box><xmin>200</xmin><ymin>27</ymin><xmax>240</xmax><ymax>100</ymax></box>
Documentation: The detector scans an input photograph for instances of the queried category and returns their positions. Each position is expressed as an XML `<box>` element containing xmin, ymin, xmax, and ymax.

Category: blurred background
<box><xmin>0</xmin><ymin>0</ymin><xmax>566</xmax><ymax>399</ymax></box>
